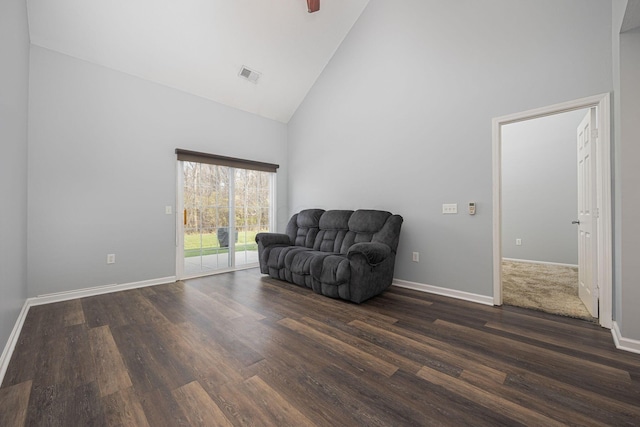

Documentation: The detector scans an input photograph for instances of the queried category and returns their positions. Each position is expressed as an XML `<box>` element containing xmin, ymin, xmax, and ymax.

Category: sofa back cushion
<box><xmin>287</xmin><ymin>209</ymin><xmax>403</xmax><ymax>254</ymax></box>
<box><xmin>285</xmin><ymin>209</ymin><xmax>324</xmax><ymax>248</ymax></box>
<box><xmin>313</xmin><ymin>210</ymin><xmax>353</xmax><ymax>252</ymax></box>
<box><xmin>339</xmin><ymin>210</ymin><xmax>392</xmax><ymax>253</ymax></box>
<box><xmin>370</xmin><ymin>213</ymin><xmax>404</xmax><ymax>252</ymax></box>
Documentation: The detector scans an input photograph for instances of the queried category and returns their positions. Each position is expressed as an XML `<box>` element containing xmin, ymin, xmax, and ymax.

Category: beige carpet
<box><xmin>502</xmin><ymin>260</ymin><xmax>595</xmax><ymax>321</ymax></box>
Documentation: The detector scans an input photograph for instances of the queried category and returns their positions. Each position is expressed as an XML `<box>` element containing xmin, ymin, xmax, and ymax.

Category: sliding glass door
<box><xmin>178</xmin><ymin>160</ymin><xmax>274</xmax><ymax>278</ymax></box>
<box><xmin>233</xmin><ymin>167</ymin><xmax>272</xmax><ymax>267</ymax></box>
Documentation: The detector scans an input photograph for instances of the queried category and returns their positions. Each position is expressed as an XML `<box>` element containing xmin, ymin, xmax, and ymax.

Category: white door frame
<box><xmin>175</xmin><ymin>161</ymin><xmax>278</xmax><ymax>280</ymax></box>
<box><xmin>492</xmin><ymin>93</ymin><xmax>612</xmax><ymax>328</ymax></box>
<box><xmin>176</xmin><ymin>160</ymin><xmax>185</xmax><ymax>279</ymax></box>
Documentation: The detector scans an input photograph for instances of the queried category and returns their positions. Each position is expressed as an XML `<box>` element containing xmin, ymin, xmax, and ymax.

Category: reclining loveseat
<box><xmin>255</xmin><ymin>209</ymin><xmax>403</xmax><ymax>303</ymax></box>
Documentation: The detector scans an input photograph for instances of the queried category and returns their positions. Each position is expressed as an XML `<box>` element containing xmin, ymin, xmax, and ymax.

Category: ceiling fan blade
<box><xmin>307</xmin><ymin>0</ymin><xmax>319</xmax><ymax>13</ymax></box>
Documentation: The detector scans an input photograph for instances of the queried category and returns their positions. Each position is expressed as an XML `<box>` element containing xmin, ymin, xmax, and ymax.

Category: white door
<box><xmin>576</xmin><ymin>108</ymin><xmax>598</xmax><ymax>317</ymax></box>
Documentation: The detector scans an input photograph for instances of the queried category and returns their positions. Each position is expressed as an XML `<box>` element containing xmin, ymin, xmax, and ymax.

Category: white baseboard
<box><xmin>503</xmin><ymin>258</ymin><xmax>578</xmax><ymax>268</ymax></box>
<box><xmin>0</xmin><ymin>275</ymin><xmax>176</xmax><ymax>386</ymax></box>
<box><xmin>30</xmin><ymin>276</ymin><xmax>177</xmax><ymax>306</ymax></box>
<box><xmin>0</xmin><ymin>301</ymin><xmax>30</xmax><ymax>387</ymax></box>
<box><xmin>612</xmin><ymin>321</ymin><xmax>640</xmax><ymax>354</ymax></box>
<box><xmin>392</xmin><ymin>279</ymin><xmax>494</xmax><ymax>306</ymax></box>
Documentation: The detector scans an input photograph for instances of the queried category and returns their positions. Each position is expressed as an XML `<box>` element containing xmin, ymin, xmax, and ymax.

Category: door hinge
<box><xmin>594</xmin><ymin>286</ymin><xmax>600</xmax><ymax>299</ymax></box>
<box><xmin>595</xmin><ymin>207</ymin><xmax>599</xmax><ymax>219</ymax></box>
<box><xmin>591</xmin><ymin>128</ymin><xmax>599</xmax><ymax>140</ymax></box>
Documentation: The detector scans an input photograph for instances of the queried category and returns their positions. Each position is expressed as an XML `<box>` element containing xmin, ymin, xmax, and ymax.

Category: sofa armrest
<box><xmin>255</xmin><ymin>232</ymin><xmax>291</xmax><ymax>247</ymax></box>
<box><xmin>347</xmin><ymin>242</ymin><xmax>391</xmax><ymax>266</ymax></box>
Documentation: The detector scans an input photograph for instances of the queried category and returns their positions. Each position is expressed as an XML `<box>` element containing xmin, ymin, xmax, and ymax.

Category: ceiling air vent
<box><xmin>238</xmin><ymin>66</ymin><xmax>261</xmax><ymax>84</ymax></box>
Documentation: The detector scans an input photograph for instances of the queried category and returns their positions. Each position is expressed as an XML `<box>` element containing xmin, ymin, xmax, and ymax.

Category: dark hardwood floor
<box><xmin>1</xmin><ymin>268</ymin><xmax>640</xmax><ymax>426</ymax></box>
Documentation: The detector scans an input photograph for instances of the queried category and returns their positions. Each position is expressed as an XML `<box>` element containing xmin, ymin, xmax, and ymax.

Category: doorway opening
<box><xmin>500</xmin><ymin>108</ymin><xmax>592</xmax><ymax>320</ymax></box>
<box><xmin>492</xmin><ymin>94</ymin><xmax>612</xmax><ymax>328</ymax></box>
<box><xmin>175</xmin><ymin>150</ymin><xmax>278</xmax><ymax>280</ymax></box>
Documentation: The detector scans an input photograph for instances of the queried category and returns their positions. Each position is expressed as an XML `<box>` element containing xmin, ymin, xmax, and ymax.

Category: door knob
<box><xmin>572</xmin><ymin>220</ymin><xmax>580</xmax><ymax>225</ymax></box>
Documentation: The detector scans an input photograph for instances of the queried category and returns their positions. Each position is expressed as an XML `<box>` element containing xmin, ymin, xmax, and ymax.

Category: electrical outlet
<box><xmin>516</xmin><ymin>239</ymin><xmax>522</xmax><ymax>246</ymax></box>
<box><xmin>107</xmin><ymin>254</ymin><xmax>116</xmax><ymax>264</ymax></box>
<box><xmin>412</xmin><ymin>252</ymin><xmax>420</xmax><ymax>262</ymax></box>
<box><xmin>442</xmin><ymin>203</ymin><xmax>458</xmax><ymax>214</ymax></box>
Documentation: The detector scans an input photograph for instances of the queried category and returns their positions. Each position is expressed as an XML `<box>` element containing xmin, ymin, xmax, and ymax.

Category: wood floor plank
<box><xmin>433</xmin><ymin>319</ymin><xmax>637</xmax><ymax>398</ymax></box>
<box><xmin>88</xmin><ymin>325</ymin><xmax>133</xmax><ymax>397</ymax></box>
<box><xmin>207</xmin><ymin>379</ymin><xmax>273</xmax><ymax>426</ymax></box>
<box><xmin>297</xmin><ymin>315</ymin><xmax>424</xmax><ymax>374</ymax></box>
<box><xmin>249</xmin><ymin>358</ymin><xmax>364</xmax><ymax>426</ymax></box>
<box><xmin>252</xmin><ymin>353</ymin><xmax>433</xmax><ymax>426</ymax></box>
<box><xmin>484</xmin><ymin>319</ymin><xmax>640</xmax><ymax>366</ymax></box>
<box><xmin>179</xmin><ymin>313</ymin><xmax>266</xmax><ymax>369</ymax></box>
<box><xmin>308</xmin><ymin>365</ymin><xmax>427</xmax><ymax>426</ymax></box>
<box><xmin>0</xmin><ymin>380</ymin><xmax>31</xmax><ymax>427</ymax></box>
<box><xmin>207</xmin><ymin>290</ymin><xmax>267</xmax><ymax>321</ymax></box>
<box><xmin>417</xmin><ymin>365</ymin><xmax>566</xmax><ymax>426</ymax></box>
<box><xmin>171</xmin><ymin>381</ymin><xmax>234</xmax><ymax>427</ymax></box>
<box><xmin>31</xmin><ymin>323</ymin><xmax>97</xmax><ymax>390</ymax></box>
<box><xmin>223</xmin><ymin>312</ymin><xmax>394</xmax><ymax>386</ymax></box>
<box><xmin>302</xmin><ymin>292</ymin><xmax>400</xmax><ymax>325</ymax></box>
<box><xmin>102</xmin><ymin>386</ymin><xmax>150</xmax><ymax>427</ymax></box>
<box><xmin>173</xmin><ymin>284</ymin><xmax>245</xmax><ymax>321</ymax></box>
<box><xmin>110</xmin><ymin>322</ymin><xmax>195</xmax><ymax>394</ymax></box>
<box><xmin>214</xmin><ymin>315</ymin><xmax>328</xmax><ymax>378</ymax></box>
<box><xmin>242</xmin><ymin>375</ymin><xmax>315</xmax><ymax>426</ymax></box>
<box><xmin>2</xmin><ymin>301</ymin><xmax>88</xmax><ymax>388</ymax></box>
<box><xmin>82</xmin><ymin>290</ymin><xmax>169</xmax><ymax>329</ymax></box>
<box><xmin>360</xmin><ymin>306</ymin><xmax>640</xmax><ymax>424</ymax></box>
<box><xmin>25</xmin><ymin>381</ymin><xmax>106</xmax><ymax>427</ymax></box>
<box><xmin>277</xmin><ymin>317</ymin><xmax>399</xmax><ymax>377</ymax></box>
<box><xmin>155</xmin><ymin>320</ymin><xmax>248</xmax><ymax>385</ymax></box>
<box><xmin>382</xmin><ymin>368</ymin><xmax>519</xmax><ymax>426</ymax></box>
<box><xmin>138</xmin><ymin>388</ymin><xmax>191</xmax><ymax>427</ymax></box>
<box><xmin>349</xmin><ymin>319</ymin><xmax>508</xmax><ymax>384</ymax></box>
<box><xmin>2</xmin><ymin>271</ymin><xmax>640</xmax><ymax>426</ymax></box>
<box><xmin>367</xmin><ymin>288</ymin><xmax>497</xmax><ymax>326</ymax></box>
<box><xmin>457</xmin><ymin>368</ymin><xmax>610</xmax><ymax>426</ymax></box>
<box><xmin>504</xmin><ymin>370</ymin><xmax>640</xmax><ymax>424</ymax></box>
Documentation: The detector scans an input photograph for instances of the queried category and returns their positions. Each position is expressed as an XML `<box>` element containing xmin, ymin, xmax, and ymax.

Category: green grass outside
<box><xmin>184</xmin><ymin>229</ymin><xmax>263</xmax><ymax>258</ymax></box>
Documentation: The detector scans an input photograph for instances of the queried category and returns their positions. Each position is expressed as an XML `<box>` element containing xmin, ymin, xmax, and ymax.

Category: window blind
<box><xmin>175</xmin><ymin>149</ymin><xmax>279</xmax><ymax>173</ymax></box>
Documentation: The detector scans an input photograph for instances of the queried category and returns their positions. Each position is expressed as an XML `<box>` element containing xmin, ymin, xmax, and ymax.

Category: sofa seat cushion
<box><xmin>313</xmin><ymin>254</ymin><xmax>351</xmax><ymax>285</ymax></box>
<box><xmin>268</xmin><ymin>247</ymin><xmax>351</xmax><ymax>284</ymax></box>
<box><xmin>267</xmin><ymin>247</ymin><xmax>340</xmax><ymax>276</ymax></box>
<box><xmin>310</xmin><ymin>254</ymin><xmax>352</xmax><ymax>300</ymax></box>
<box><xmin>266</xmin><ymin>246</ymin><xmax>313</xmax><ymax>271</ymax></box>
<box><xmin>288</xmin><ymin>250</ymin><xmax>337</xmax><ymax>276</ymax></box>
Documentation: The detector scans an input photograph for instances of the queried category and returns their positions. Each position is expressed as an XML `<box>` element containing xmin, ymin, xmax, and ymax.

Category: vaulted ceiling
<box><xmin>26</xmin><ymin>0</ymin><xmax>370</xmax><ymax>123</ymax></box>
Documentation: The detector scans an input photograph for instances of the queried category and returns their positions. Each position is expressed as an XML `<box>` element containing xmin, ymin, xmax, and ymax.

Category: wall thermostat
<box><xmin>469</xmin><ymin>202</ymin><xmax>476</xmax><ymax>215</ymax></box>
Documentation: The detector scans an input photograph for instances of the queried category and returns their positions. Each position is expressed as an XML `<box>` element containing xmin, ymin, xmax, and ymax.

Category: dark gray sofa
<box><xmin>255</xmin><ymin>209</ymin><xmax>403</xmax><ymax>303</ymax></box>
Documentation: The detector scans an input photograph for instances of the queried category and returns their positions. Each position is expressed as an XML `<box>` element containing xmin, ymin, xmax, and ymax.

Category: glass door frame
<box><xmin>175</xmin><ymin>160</ymin><xmax>277</xmax><ymax>280</ymax></box>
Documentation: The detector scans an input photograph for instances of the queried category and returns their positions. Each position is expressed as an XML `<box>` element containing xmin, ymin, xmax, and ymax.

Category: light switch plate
<box><xmin>442</xmin><ymin>203</ymin><xmax>458</xmax><ymax>214</ymax></box>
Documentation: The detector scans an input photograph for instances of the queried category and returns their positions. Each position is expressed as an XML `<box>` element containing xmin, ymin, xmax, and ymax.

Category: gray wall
<box><xmin>612</xmin><ymin>0</ymin><xmax>626</xmax><ymax>330</ymax></box>
<box><xmin>0</xmin><ymin>0</ymin><xmax>29</xmax><ymax>351</ymax></box>
<box><xmin>619</xmin><ymin>25</ymin><xmax>640</xmax><ymax>339</ymax></box>
<box><xmin>288</xmin><ymin>0</ymin><xmax>612</xmax><ymax>296</ymax></box>
<box><xmin>27</xmin><ymin>46</ymin><xmax>288</xmax><ymax>297</ymax></box>
<box><xmin>501</xmin><ymin>109</ymin><xmax>587</xmax><ymax>265</ymax></box>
